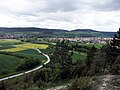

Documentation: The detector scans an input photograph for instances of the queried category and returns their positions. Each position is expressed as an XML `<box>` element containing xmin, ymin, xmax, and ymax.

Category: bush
<box><xmin>68</xmin><ymin>76</ymin><xmax>103</xmax><ymax>90</ymax></box>
<box><xmin>68</xmin><ymin>77</ymin><xmax>93</xmax><ymax>90</ymax></box>
<box><xmin>110</xmin><ymin>76</ymin><xmax>120</xmax><ymax>87</ymax></box>
<box><xmin>16</xmin><ymin>59</ymin><xmax>40</xmax><ymax>71</ymax></box>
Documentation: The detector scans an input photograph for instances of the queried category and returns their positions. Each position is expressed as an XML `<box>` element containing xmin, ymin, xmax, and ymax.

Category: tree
<box><xmin>85</xmin><ymin>45</ymin><xmax>97</xmax><ymax>69</ymax></box>
<box><xmin>111</xmin><ymin>55</ymin><xmax>120</xmax><ymax>75</ymax></box>
<box><xmin>111</xmin><ymin>28</ymin><xmax>120</xmax><ymax>47</ymax></box>
<box><xmin>109</xmin><ymin>28</ymin><xmax>120</xmax><ymax>74</ymax></box>
<box><xmin>91</xmin><ymin>51</ymin><xmax>107</xmax><ymax>73</ymax></box>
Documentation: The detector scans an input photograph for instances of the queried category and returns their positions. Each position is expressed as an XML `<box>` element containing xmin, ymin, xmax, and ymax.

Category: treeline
<box><xmin>16</xmin><ymin>59</ymin><xmax>40</xmax><ymax>71</ymax></box>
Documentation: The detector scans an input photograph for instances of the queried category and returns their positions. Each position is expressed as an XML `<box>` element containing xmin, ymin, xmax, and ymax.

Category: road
<box><xmin>0</xmin><ymin>49</ymin><xmax>50</xmax><ymax>81</ymax></box>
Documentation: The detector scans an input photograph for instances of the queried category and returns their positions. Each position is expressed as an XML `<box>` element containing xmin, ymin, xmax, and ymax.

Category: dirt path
<box><xmin>98</xmin><ymin>75</ymin><xmax>112</xmax><ymax>90</ymax></box>
<box><xmin>98</xmin><ymin>75</ymin><xmax>120</xmax><ymax>90</ymax></box>
<box><xmin>46</xmin><ymin>85</ymin><xmax>67</xmax><ymax>90</ymax></box>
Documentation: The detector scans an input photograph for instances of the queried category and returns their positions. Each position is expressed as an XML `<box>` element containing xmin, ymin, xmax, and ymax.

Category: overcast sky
<box><xmin>0</xmin><ymin>0</ymin><xmax>119</xmax><ymax>32</ymax></box>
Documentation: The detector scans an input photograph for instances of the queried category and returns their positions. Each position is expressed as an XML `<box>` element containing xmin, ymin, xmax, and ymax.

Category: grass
<box><xmin>0</xmin><ymin>39</ymin><xmax>22</xmax><ymax>46</ymax></box>
<box><xmin>0</xmin><ymin>54</ymin><xmax>23</xmax><ymax>77</ymax></box>
<box><xmin>72</xmin><ymin>52</ymin><xmax>87</xmax><ymax>63</ymax></box>
<box><xmin>0</xmin><ymin>46</ymin><xmax>16</xmax><ymax>50</ymax></box>
<box><xmin>0</xmin><ymin>50</ymin><xmax>46</xmax><ymax>78</ymax></box>
<box><xmin>0</xmin><ymin>39</ymin><xmax>23</xmax><ymax>50</ymax></box>
<box><xmin>82</xmin><ymin>44</ymin><xmax>103</xmax><ymax>49</ymax></box>
<box><xmin>17</xmin><ymin>49</ymin><xmax>41</xmax><ymax>55</ymax></box>
<box><xmin>14</xmin><ymin>51</ymin><xmax>47</xmax><ymax>61</ymax></box>
<box><xmin>71</xmin><ymin>44</ymin><xmax>103</xmax><ymax>63</ymax></box>
<box><xmin>0</xmin><ymin>52</ymin><xmax>46</xmax><ymax>78</ymax></box>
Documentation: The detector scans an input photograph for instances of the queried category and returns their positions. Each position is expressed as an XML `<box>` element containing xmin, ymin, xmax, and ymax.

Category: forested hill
<box><xmin>0</xmin><ymin>27</ymin><xmax>116</xmax><ymax>37</ymax></box>
<box><xmin>0</xmin><ymin>27</ymin><xmax>68</xmax><ymax>33</ymax></box>
<box><xmin>71</xmin><ymin>29</ymin><xmax>116</xmax><ymax>37</ymax></box>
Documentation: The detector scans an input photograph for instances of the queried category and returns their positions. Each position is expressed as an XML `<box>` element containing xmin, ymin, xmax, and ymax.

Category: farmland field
<box><xmin>81</xmin><ymin>44</ymin><xmax>103</xmax><ymax>49</ymax></box>
<box><xmin>16</xmin><ymin>49</ymin><xmax>47</xmax><ymax>60</ymax></box>
<box><xmin>70</xmin><ymin>44</ymin><xmax>103</xmax><ymax>63</ymax></box>
<box><xmin>0</xmin><ymin>39</ymin><xmax>49</xmax><ymax>77</ymax></box>
<box><xmin>0</xmin><ymin>39</ymin><xmax>23</xmax><ymax>50</ymax></box>
<box><xmin>17</xmin><ymin>49</ymin><xmax>41</xmax><ymax>55</ymax></box>
<box><xmin>0</xmin><ymin>39</ymin><xmax>23</xmax><ymax>46</ymax></box>
<box><xmin>0</xmin><ymin>54</ymin><xmax>23</xmax><ymax>77</ymax></box>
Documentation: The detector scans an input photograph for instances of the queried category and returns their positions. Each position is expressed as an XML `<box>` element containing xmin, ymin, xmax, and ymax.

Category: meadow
<box><xmin>71</xmin><ymin>43</ymin><xmax>103</xmax><ymax>63</ymax></box>
<box><xmin>81</xmin><ymin>43</ymin><xmax>103</xmax><ymax>49</ymax></box>
<box><xmin>72</xmin><ymin>52</ymin><xmax>87</xmax><ymax>63</ymax></box>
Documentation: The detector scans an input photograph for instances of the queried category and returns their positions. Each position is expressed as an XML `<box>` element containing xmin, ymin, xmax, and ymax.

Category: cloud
<box><xmin>1</xmin><ymin>0</ymin><xmax>120</xmax><ymax>13</ymax></box>
<box><xmin>0</xmin><ymin>0</ymin><xmax>119</xmax><ymax>32</ymax></box>
<box><xmin>92</xmin><ymin>0</ymin><xmax>120</xmax><ymax>11</ymax></box>
<box><xmin>43</xmin><ymin>0</ymin><xmax>80</xmax><ymax>12</ymax></box>
<box><xmin>0</xmin><ymin>0</ymin><xmax>47</xmax><ymax>15</ymax></box>
<box><xmin>0</xmin><ymin>0</ymin><xmax>80</xmax><ymax>15</ymax></box>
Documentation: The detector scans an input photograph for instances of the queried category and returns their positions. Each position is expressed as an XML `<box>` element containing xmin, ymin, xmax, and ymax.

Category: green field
<box><xmin>72</xmin><ymin>52</ymin><xmax>87</xmax><ymax>63</ymax></box>
<box><xmin>81</xmin><ymin>44</ymin><xmax>103</xmax><ymax>49</ymax></box>
<box><xmin>16</xmin><ymin>49</ymin><xmax>47</xmax><ymax>61</ymax></box>
<box><xmin>0</xmin><ymin>39</ymin><xmax>23</xmax><ymax>50</ymax></box>
<box><xmin>0</xmin><ymin>39</ymin><xmax>48</xmax><ymax>77</ymax></box>
<box><xmin>0</xmin><ymin>54</ymin><xmax>23</xmax><ymax>76</ymax></box>
<box><xmin>0</xmin><ymin>39</ymin><xmax>22</xmax><ymax>46</ymax></box>
<box><xmin>71</xmin><ymin>44</ymin><xmax>103</xmax><ymax>63</ymax></box>
<box><xmin>17</xmin><ymin>49</ymin><xmax>40</xmax><ymax>54</ymax></box>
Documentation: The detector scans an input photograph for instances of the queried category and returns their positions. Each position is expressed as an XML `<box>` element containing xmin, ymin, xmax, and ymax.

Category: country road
<box><xmin>0</xmin><ymin>49</ymin><xmax>50</xmax><ymax>81</ymax></box>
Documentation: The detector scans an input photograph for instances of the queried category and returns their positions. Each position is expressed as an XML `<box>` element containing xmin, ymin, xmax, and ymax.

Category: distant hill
<box><xmin>0</xmin><ymin>27</ymin><xmax>116</xmax><ymax>38</ymax></box>
<box><xmin>71</xmin><ymin>29</ymin><xmax>99</xmax><ymax>32</ymax></box>
<box><xmin>0</xmin><ymin>27</ymin><xmax>67</xmax><ymax>33</ymax></box>
<box><xmin>71</xmin><ymin>29</ymin><xmax>116</xmax><ymax>37</ymax></box>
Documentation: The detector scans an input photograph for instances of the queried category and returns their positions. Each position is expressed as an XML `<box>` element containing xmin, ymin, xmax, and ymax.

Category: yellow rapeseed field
<box><xmin>1</xmin><ymin>43</ymin><xmax>48</xmax><ymax>52</ymax></box>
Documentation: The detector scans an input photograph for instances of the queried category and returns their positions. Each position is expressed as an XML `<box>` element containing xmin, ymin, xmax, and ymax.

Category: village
<box><xmin>48</xmin><ymin>37</ymin><xmax>112</xmax><ymax>44</ymax></box>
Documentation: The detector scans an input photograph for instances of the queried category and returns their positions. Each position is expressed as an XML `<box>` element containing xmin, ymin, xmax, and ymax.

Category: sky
<box><xmin>0</xmin><ymin>0</ymin><xmax>119</xmax><ymax>32</ymax></box>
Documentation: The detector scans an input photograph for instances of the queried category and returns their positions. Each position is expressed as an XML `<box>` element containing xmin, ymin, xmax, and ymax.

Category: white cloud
<box><xmin>0</xmin><ymin>0</ymin><xmax>119</xmax><ymax>32</ymax></box>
